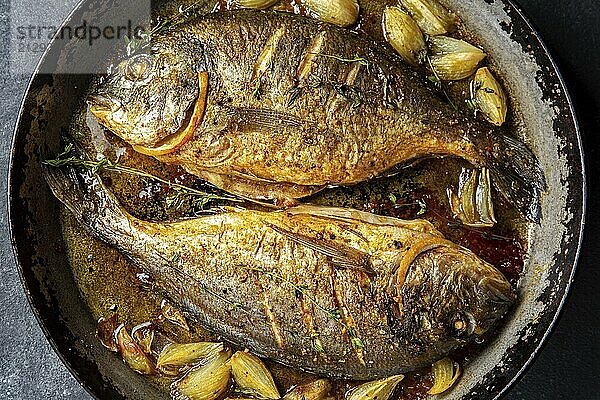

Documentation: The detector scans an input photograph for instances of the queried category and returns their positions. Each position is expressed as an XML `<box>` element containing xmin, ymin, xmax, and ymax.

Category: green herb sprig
<box><xmin>44</xmin><ymin>144</ymin><xmax>242</xmax><ymax>208</ymax></box>
<box><xmin>126</xmin><ymin>4</ymin><xmax>201</xmax><ymax>55</ymax></box>
<box><xmin>317</xmin><ymin>53</ymin><xmax>371</xmax><ymax>68</ymax></box>
<box><xmin>246</xmin><ymin>266</ymin><xmax>365</xmax><ymax>350</ymax></box>
<box><xmin>332</xmin><ymin>82</ymin><xmax>364</xmax><ymax>109</ymax></box>
<box><xmin>388</xmin><ymin>193</ymin><xmax>428</xmax><ymax>216</ymax></box>
<box><xmin>426</xmin><ymin>55</ymin><xmax>457</xmax><ymax>111</ymax></box>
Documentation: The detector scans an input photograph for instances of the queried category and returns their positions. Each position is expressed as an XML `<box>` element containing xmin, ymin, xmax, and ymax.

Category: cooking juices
<box><xmin>61</xmin><ymin>0</ymin><xmax>528</xmax><ymax>398</ymax></box>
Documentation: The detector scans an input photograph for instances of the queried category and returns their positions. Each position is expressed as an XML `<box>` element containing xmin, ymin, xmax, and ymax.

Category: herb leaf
<box><xmin>44</xmin><ymin>145</ymin><xmax>242</xmax><ymax>209</ymax></box>
<box><xmin>245</xmin><ymin>267</ymin><xmax>366</xmax><ymax>350</ymax></box>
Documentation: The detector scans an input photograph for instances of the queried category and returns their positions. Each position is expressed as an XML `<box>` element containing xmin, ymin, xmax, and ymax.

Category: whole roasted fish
<box><xmin>45</xmin><ymin>164</ymin><xmax>515</xmax><ymax>380</ymax></box>
<box><xmin>89</xmin><ymin>10</ymin><xmax>546</xmax><ymax>221</ymax></box>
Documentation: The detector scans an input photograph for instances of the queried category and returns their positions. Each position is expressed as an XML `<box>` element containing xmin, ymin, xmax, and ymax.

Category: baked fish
<box><xmin>45</xmin><ymin>164</ymin><xmax>515</xmax><ymax>380</ymax></box>
<box><xmin>89</xmin><ymin>10</ymin><xmax>546</xmax><ymax>222</ymax></box>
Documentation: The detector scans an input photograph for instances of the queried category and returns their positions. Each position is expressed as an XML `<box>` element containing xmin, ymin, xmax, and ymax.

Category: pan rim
<box><xmin>7</xmin><ymin>0</ymin><xmax>105</xmax><ymax>398</ymax></box>
<box><xmin>487</xmin><ymin>0</ymin><xmax>586</xmax><ymax>398</ymax></box>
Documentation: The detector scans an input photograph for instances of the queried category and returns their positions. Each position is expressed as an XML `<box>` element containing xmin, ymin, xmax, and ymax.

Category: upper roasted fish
<box><xmin>45</xmin><ymin>164</ymin><xmax>515</xmax><ymax>380</ymax></box>
<box><xmin>89</xmin><ymin>10</ymin><xmax>546</xmax><ymax>222</ymax></box>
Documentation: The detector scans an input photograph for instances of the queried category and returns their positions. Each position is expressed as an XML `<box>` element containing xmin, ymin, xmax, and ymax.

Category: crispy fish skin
<box><xmin>45</xmin><ymin>164</ymin><xmax>515</xmax><ymax>380</ymax></box>
<box><xmin>90</xmin><ymin>10</ymin><xmax>546</xmax><ymax>222</ymax></box>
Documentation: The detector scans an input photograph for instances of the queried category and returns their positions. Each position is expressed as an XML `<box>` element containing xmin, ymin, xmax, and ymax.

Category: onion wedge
<box><xmin>427</xmin><ymin>357</ymin><xmax>461</xmax><ymax>395</ymax></box>
<box><xmin>448</xmin><ymin>167</ymin><xmax>496</xmax><ymax>227</ymax></box>
<box><xmin>230</xmin><ymin>351</ymin><xmax>280</xmax><ymax>399</ymax></box>
<box><xmin>345</xmin><ymin>375</ymin><xmax>404</xmax><ymax>400</ymax></box>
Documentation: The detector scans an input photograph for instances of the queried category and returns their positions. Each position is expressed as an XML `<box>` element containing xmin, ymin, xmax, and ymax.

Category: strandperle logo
<box><xmin>9</xmin><ymin>0</ymin><xmax>151</xmax><ymax>74</ymax></box>
<box><xmin>15</xmin><ymin>20</ymin><xmax>146</xmax><ymax>50</ymax></box>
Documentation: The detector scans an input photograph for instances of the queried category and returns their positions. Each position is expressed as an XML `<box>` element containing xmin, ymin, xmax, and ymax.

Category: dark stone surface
<box><xmin>504</xmin><ymin>1</ymin><xmax>600</xmax><ymax>399</ymax></box>
<box><xmin>0</xmin><ymin>0</ymin><xmax>597</xmax><ymax>399</ymax></box>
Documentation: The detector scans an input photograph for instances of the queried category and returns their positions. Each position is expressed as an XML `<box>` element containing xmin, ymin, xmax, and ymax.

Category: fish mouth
<box><xmin>478</xmin><ymin>276</ymin><xmax>516</xmax><ymax>305</ymax></box>
<box><xmin>88</xmin><ymin>94</ymin><xmax>119</xmax><ymax>115</ymax></box>
<box><xmin>131</xmin><ymin>71</ymin><xmax>209</xmax><ymax>156</ymax></box>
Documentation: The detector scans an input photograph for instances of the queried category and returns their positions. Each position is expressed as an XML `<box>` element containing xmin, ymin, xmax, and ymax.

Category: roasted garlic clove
<box><xmin>428</xmin><ymin>357</ymin><xmax>461</xmax><ymax>395</ymax></box>
<box><xmin>383</xmin><ymin>6</ymin><xmax>427</xmax><ymax>65</ymax></box>
<box><xmin>161</xmin><ymin>299</ymin><xmax>190</xmax><ymax>331</ymax></box>
<box><xmin>230</xmin><ymin>351</ymin><xmax>280</xmax><ymax>399</ymax></box>
<box><xmin>115</xmin><ymin>324</ymin><xmax>156</xmax><ymax>375</ymax></box>
<box><xmin>301</xmin><ymin>0</ymin><xmax>360</xmax><ymax>27</ymax></box>
<box><xmin>96</xmin><ymin>313</ymin><xmax>119</xmax><ymax>352</ymax></box>
<box><xmin>428</xmin><ymin>36</ymin><xmax>485</xmax><ymax>80</ymax></box>
<box><xmin>345</xmin><ymin>375</ymin><xmax>404</xmax><ymax>400</ymax></box>
<box><xmin>171</xmin><ymin>348</ymin><xmax>233</xmax><ymax>400</ymax></box>
<box><xmin>283</xmin><ymin>379</ymin><xmax>332</xmax><ymax>400</ymax></box>
<box><xmin>447</xmin><ymin>167</ymin><xmax>496</xmax><ymax>227</ymax></box>
<box><xmin>400</xmin><ymin>0</ymin><xmax>457</xmax><ymax>35</ymax></box>
<box><xmin>131</xmin><ymin>322</ymin><xmax>155</xmax><ymax>355</ymax></box>
<box><xmin>157</xmin><ymin>342</ymin><xmax>224</xmax><ymax>369</ymax></box>
<box><xmin>473</xmin><ymin>67</ymin><xmax>508</xmax><ymax>126</ymax></box>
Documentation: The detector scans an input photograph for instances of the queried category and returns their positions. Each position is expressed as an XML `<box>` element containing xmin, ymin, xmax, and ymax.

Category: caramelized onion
<box><xmin>427</xmin><ymin>357</ymin><xmax>461</xmax><ymax>395</ymax></box>
<box><xmin>171</xmin><ymin>348</ymin><xmax>232</xmax><ymax>400</ymax></box>
<box><xmin>345</xmin><ymin>375</ymin><xmax>404</xmax><ymax>400</ymax></box>
<box><xmin>230</xmin><ymin>351</ymin><xmax>280</xmax><ymax>399</ymax></box>
<box><xmin>157</xmin><ymin>342</ymin><xmax>224</xmax><ymax>369</ymax></box>
<box><xmin>115</xmin><ymin>324</ymin><xmax>156</xmax><ymax>375</ymax></box>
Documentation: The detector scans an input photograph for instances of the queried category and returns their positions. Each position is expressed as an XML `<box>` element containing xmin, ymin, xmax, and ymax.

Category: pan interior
<box><xmin>9</xmin><ymin>0</ymin><xmax>584</xmax><ymax>399</ymax></box>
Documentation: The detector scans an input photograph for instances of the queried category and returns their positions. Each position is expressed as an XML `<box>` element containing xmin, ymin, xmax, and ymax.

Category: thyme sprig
<box><xmin>126</xmin><ymin>4</ymin><xmax>201</xmax><ymax>55</ymax></box>
<box><xmin>317</xmin><ymin>53</ymin><xmax>370</xmax><ymax>68</ymax></box>
<box><xmin>387</xmin><ymin>194</ymin><xmax>428</xmax><ymax>216</ymax></box>
<box><xmin>332</xmin><ymin>82</ymin><xmax>363</xmax><ymax>109</ymax></box>
<box><xmin>465</xmin><ymin>78</ymin><xmax>482</xmax><ymax>116</ymax></box>
<box><xmin>44</xmin><ymin>144</ymin><xmax>242</xmax><ymax>206</ymax></box>
<box><xmin>245</xmin><ymin>266</ymin><xmax>365</xmax><ymax>350</ymax></box>
<box><xmin>426</xmin><ymin>55</ymin><xmax>457</xmax><ymax>111</ymax></box>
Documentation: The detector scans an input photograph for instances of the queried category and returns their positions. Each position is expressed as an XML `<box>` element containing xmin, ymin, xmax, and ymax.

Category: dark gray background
<box><xmin>0</xmin><ymin>0</ymin><xmax>598</xmax><ymax>398</ymax></box>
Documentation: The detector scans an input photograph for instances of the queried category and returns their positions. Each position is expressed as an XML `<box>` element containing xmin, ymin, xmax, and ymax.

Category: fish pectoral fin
<box><xmin>266</xmin><ymin>223</ymin><xmax>374</xmax><ymax>275</ymax></box>
<box><xmin>222</xmin><ymin>106</ymin><xmax>305</xmax><ymax>132</ymax></box>
<box><xmin>286</xmin><ymin>205</ymin><xmax>443</xmax><ymax>236</ymax></box>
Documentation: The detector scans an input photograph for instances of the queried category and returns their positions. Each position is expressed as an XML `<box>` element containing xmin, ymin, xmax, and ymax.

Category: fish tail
<box><xmin>484</xmin><ymin>132</ymin><xmax>547</xmax><ymax>223</ymax></box>
<box><xmin>43</xmin><ymin>162</ymin><xmax>133</xmax><ymax>243</ymax></box>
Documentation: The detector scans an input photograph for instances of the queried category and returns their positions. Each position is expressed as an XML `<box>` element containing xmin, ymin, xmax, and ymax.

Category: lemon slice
<box><xmin>133</xmin><ymin>72</ymin><xmax>209</xmax><ymax>156</ymax></box>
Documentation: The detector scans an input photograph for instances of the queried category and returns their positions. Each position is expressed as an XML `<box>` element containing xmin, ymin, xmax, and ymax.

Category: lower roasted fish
<box><xmin>45</xmin><ymin>164</ymin><xmax>515</xmax><ymax>380</ymax></box>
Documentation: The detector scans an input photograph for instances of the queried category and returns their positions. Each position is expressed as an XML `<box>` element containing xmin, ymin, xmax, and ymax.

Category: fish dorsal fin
<box><xmin>285</xmin><ymin>205</ymin><xmax>442</xmax><ymax>236</ymax></box>
<box><xmin>266</xmin><ymin>223</ymin><xmax>374</xmax><ymax>275</ymax></box>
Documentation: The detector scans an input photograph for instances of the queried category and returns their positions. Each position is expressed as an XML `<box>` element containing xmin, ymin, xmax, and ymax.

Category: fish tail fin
<box><xmin>484</xmin><ymin>133</ymin><xmax>547</xmax><ymax>223</ymax></box>
<box><xmin>43</xmin><ymin>161</ymin><xmax>133</xmax><ymax>243</ymax></box>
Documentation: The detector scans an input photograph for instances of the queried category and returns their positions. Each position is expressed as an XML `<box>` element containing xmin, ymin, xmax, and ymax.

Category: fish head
<box><xmin>88</xmin><ymin>47</ymin><xmax>201</xmax><ymax>148</ymax></box>
<box><xmin>391</xmin><ymin>244</ymin><xmax>516</xmax><ymax>351</ymax></box>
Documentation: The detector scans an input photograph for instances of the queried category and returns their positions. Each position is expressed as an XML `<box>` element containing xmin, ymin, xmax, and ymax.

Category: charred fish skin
<box><xmin>89</xmin><ymin>10</ymin><xmax>546</xmax><ymax>223</ymax></box>
<box><xmin>45</xmin><ymin>164</ymin><xmax>515</xmax><ymax>380</ymax></box>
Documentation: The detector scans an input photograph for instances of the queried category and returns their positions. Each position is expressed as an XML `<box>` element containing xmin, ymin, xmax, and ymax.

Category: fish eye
<box><xmin>125</xmin><ymin>55</ymin><xmax>153</xmax><ymax>81</ymax></box>
<box><xmin>449</xmin><ymin>311</ymin><xmax>476</xmax><ymax>339</ymax></box>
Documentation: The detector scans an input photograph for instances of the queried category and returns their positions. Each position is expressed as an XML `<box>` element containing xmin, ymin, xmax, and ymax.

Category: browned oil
<box><xmin>62</xmin><ymin>0</ymin><xmax>528</xmax><ymax>399</ymax></box>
